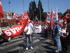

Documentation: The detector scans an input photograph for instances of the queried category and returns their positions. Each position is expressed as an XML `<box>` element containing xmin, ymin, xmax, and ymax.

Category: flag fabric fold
<box><xmin>0</xmin><ymin>0</ymin><xmax>4</xmax><ymax>18</ymax></box>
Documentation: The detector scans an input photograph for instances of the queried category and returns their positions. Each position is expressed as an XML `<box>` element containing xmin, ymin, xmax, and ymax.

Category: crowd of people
<box><xmin>24</xmin><ymin>19</ymin><xmax>70</xmax><ymax>53</ymax></box>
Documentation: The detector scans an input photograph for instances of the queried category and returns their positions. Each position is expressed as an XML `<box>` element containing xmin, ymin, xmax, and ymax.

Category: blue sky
<box><xmin>2</xmin><ymin>0</ymin><xmax>70</xmax><ymax>14</ymax></box>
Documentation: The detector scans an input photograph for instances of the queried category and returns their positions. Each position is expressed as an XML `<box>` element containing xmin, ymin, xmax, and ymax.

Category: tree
<box><xmin>29</xmin><ymin>1</ymin><xmax>36</xmax><ymax>20</ymax></box>
<box><xmin>58</xmin><ymin>12</ymin><xmax>63</xmax><ymax>17</ymax></box>
<box><xmin>42</xmin><ymin>12</ymin><xmax>47</xmax><ymax>21</ymax></box>
<box><xmin>37</xmin><ymin>0</ymin><xmax>43</xmax><ymax>20</ymax></box>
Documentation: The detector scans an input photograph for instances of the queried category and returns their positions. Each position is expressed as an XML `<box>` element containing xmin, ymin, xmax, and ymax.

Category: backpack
<box><xmin>54</xmin><ymin>25</ymin><xmax>59</xmax><ymax>34</ymax></box>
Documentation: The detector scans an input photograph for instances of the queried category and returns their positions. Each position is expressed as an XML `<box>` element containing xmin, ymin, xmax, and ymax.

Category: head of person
<box><xmin>63</xmin><ymin>21</ymin><xmax>67</xmax><ymax>28</ymax></box>
<box><xmin>63</xmin><ymin>21</ymin><xmax>67</xmax><ymax>25</ymax></box>
<box><xmin>54</xmin><ymin>21</ymin><xmax>59</xmax><ymax>25</ymax></box>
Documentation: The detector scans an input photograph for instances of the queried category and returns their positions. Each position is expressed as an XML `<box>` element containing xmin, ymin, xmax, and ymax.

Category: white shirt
<box><xmin>34</xmin><ymin>24</ymin><xmax>42</xmax><ymax>33</ymax></box>
<box><xmin>24</xmin><ymin>23</ymin><xmax>33</xmax><ymax>35</ymax></box>
<box><xmin>61</xmin><ymin>28</ymin><xmax>66</xmax><ymax>34</ymax></box>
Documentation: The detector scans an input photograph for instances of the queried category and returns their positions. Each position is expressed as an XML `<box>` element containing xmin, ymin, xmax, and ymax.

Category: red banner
<box><xmin>2</xmin><ymin>18</ymin><xmax>28</xmax><ymax>39</ymax></box>
<box><xmin>2</xmin><ymin>12</ymin><xmax>29</xmax><ymax>40</ymax></box>
<box><xmin>2</xmin><ymin>25</ymin><xmax>24</xmax><ymax>39</ymax></box>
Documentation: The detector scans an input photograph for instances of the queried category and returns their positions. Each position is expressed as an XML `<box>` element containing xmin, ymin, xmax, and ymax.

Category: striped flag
<box><xmin>49</xmin><ymin>10</ymin><xmax>58</xmax><ymax>21</ymax></box>
<box><xmin>49</xmin><ymin>11</ymin><xmax>55</xmax><ymax>29</ymax></box>
<box><xmin>53</xmin><ymin>11</ymin><xmax>58</xmax><ymax>21</ymax></box>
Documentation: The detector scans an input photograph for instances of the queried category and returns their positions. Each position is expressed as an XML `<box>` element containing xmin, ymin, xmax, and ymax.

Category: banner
<box><xmin>2</xmin><ymin>25</ymin><xmax>24</xmax><ymax>39</ymax></box>
<box><xmin>2</xmin><ymin>12</ymin><xmax>29</xmax><ymax>40</ymax></box>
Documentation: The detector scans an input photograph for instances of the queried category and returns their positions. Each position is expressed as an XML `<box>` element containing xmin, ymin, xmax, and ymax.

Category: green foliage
<box><xmin>28</xmin><ymin>0</ymin><xmax>45</xmax><ymax>21</ymax></box>
<box><xmin>58</xmin><ymin>12</ymin><xmax>63</xmax><ymax>16</ymax></box>
<box><xmin>29</xmin><ymin>1</ymin><xmax>36</xmax><ymax>20</ymax></box>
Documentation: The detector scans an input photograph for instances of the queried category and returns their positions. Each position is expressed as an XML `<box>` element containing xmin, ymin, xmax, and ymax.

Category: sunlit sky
<box><xmin>2</xmin><ymin>0</ymin><xmax>70</xmax><ymax>14</ymax></box>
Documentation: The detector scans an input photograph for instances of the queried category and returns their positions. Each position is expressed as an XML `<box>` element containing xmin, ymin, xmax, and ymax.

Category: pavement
<box><xmin>0</xmin><ymin>33</ymin><xmax>70</xmax><ymax>53</ymax></box>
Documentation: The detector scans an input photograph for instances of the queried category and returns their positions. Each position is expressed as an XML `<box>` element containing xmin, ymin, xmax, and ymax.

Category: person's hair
<box><xmin>63</xmin><ymin>21</ymin><xmax>67</xmax><ymax>25</ymax></box>
<box><xmin>55</xmin><ymin>21</ymin><xmax>58</xmax><ymax>24</ymax></box>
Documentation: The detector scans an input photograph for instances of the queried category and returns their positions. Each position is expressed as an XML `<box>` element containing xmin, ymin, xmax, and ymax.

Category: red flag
<box><xmin>23</xmin><ymin>12</ymin><xmax>29</xmax><ymax>19</ymax></box>
<box><xmin>19</xmin><ymin>12</ymin><xmax>29</xmax><ymax>25</ymax></box>
<box><xmin>0</xmin><ymin>0</ymin><xmax>4</xmax><ymax>18</ymax></box>
<box><xmin>2</xmin><ymin>17</ymin><xmax>29</xmax><ymax>40</ymax></box>
<box><xmin>64</xmin><ymin>13</ymin><xmax>70</xmax><ymax>21</ymax></box>
<box><xmin>50</xmin><ymin>11</ymin><xmax>56</xmax><ymax>19</ymax></box>
<box><xmin>49</xmin><ymin>11</ymin><xmax>54</xmax><ymax>29</ymax></box>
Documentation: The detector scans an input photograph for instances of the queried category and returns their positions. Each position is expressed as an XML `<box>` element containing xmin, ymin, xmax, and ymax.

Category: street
<box><xmin>0</xmin><ymin>33</ymin><xmax>70</xmax><ymax>53</ymax></box>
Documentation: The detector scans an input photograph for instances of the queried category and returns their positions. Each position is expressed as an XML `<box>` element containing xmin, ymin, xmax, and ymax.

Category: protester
<box><xmin>24</xmin><ymin>20</ymin><xmax>34</xmax><ymax>50</ymax></box>
<box><xmin>53</xmin><ymin>21</ymin><xmax>62</xmax><ymax>53</ymax></box>
<box><xmin>44</xmin><ymin>23</ymin><xmax>51</xmax><ymax>38</ymax></box>
<box><xmin>61</xmin><ymin>21</ymin><xmax>69</xmax><ymax>53</ymax></box>
<box><xmin>34</xmin><ymin>20</ymin><xmax>42</xmax><ymax>34</ymax></box>
<box><xmin>61</xmin><ymin>21</ymin><xmax>68</xmax><ymax>38</ymax></box>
